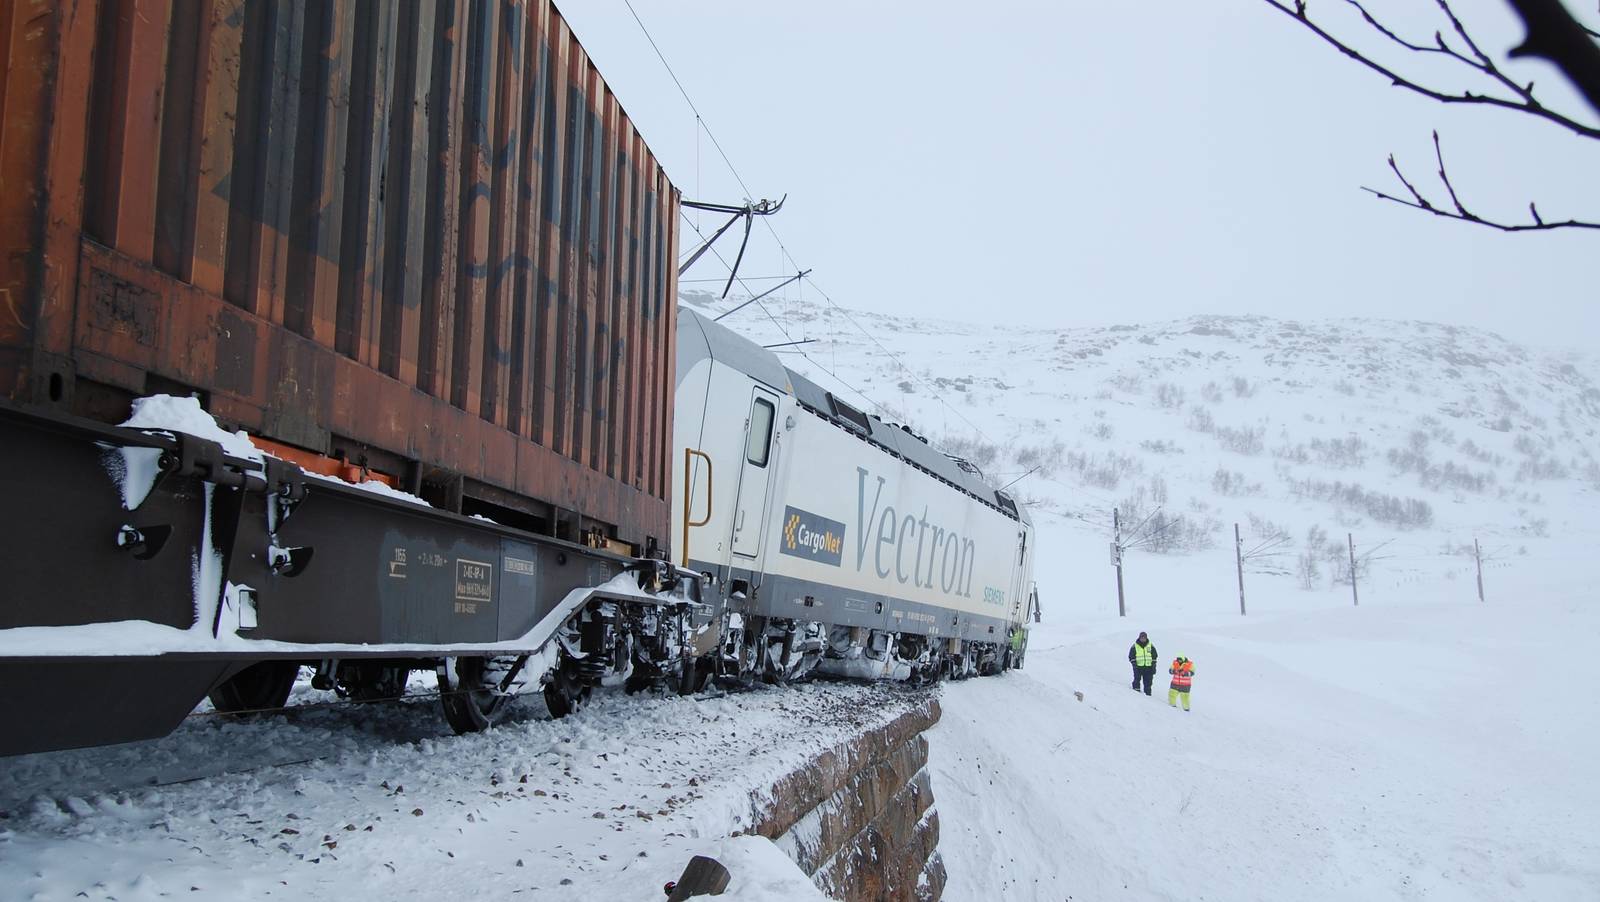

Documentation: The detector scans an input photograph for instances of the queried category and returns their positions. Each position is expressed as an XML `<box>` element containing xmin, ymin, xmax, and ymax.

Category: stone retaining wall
<box><xmin>747</xmin><ymin>696</ymin><xmax>944</xmax><ymax>901</ymax></box>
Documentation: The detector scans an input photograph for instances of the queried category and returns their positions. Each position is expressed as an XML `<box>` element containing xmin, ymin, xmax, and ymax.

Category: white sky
<box><xmin>560</xmin><ymin>1</ymin><xmax>1599</xmax><ymax>352</ymax></box>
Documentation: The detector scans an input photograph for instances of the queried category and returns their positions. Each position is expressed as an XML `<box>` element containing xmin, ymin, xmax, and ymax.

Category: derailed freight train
<box><xmin>0</xmin><ymin>0</ymin><xmax>1036</xmax><ymax>758</ymax></box>
<box><xmin>674</xmin><ymin>309</ymin><xmax>1038</xmax><ymax>684</ymax></box>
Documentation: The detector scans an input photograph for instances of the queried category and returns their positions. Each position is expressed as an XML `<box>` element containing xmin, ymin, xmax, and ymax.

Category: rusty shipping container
<box><xmin>0</xmin><ymin>0</ymin><xmax>681</xmax><ymax>550</ymax></box>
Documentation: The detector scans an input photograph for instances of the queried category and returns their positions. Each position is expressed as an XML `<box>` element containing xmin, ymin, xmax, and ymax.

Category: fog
<box><xmin>563</xmin><ymin>0</ymin><xmax>1599</xmax><ymax>351</ymax></box>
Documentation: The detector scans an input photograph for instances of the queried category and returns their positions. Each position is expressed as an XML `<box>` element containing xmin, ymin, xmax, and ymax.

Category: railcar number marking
<box><xmin>454</xmin><ymin>558</ymin><xmax>495</xmax><ymax>614</ymax></box>
<box><xmin>388</xmin><ymin>547</ymin><xmax>407</xmax><ymax>579</ymax></box>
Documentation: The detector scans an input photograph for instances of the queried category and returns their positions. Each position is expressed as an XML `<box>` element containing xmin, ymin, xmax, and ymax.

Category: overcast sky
<box><xmin>560</xmin><ymin>1</ymin><xmax>1598</xmax><ymax>352</ymax></box>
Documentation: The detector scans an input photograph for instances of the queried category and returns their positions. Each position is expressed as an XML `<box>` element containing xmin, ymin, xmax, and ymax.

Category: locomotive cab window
<box><xmin>746</xmin><ymin>398</ymin><xmax>776</xmax><ymax>466</ymax></box>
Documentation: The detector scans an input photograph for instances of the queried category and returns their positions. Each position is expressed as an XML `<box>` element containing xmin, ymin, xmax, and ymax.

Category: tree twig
<box><xmin>1362</xmin><ymin>133</ymin><xmax>1600</xmax><ymax>231</ymax></box>
<box><xmin>1259</xmin><ymin>0</ymin><xmax>1600</xmax><ymax>139</ymax></box>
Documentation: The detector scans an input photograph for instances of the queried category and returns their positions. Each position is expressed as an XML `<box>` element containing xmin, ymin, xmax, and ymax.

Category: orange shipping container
<box><xmin>0</xmin><ymin>0</ymin><xmax>680</xmax><ymax>551</ymax></box>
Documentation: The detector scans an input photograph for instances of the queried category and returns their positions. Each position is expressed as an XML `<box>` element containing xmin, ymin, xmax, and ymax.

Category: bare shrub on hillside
<box><xmin>1296</xmin><ymin>525</ymin><xmax>1329</xmax><ymax>590</ymax></box>
<box><xmin>1329</xmin><ymin>548</ymin><xmax>1370</xmax><ymax>588</ymax></box>
<box><xmin>1216</xmin><ymin>425</ymin><xmax>1265</xmax><ymax>456</ymax></box>
<box><xmin>1091</xmin><ymin>421</ymin><xmax>1115</xmax><ymax>441</ymax></box>
<box><xmin>1146</xmin><ymin>510</ymin><xmax>1220</xmax><ymax>554</ymax></box>
<box><xmin>1187</xmin><ymin>405</ymin><xmax>1216</xmax><ymax>434</ymax></box>
<box><xmin>1140</xmin><ymin>439</ymin><xmax>1183</xmax><ymax>455</ymax></box>
<box><xmin>1231</xmin><ymin>376</ymin><xmax>1256</xmax><ymax>398</ymax></box>
<box><xmin>1333</xmin><ymin>380</ymin><xmax>1356</xmax><ymax>396</ymax></box>
<box><xmin>1212</xmin><ymin>468</ymin><xmax>1259</xmax><ymax>497</ymax></box>
<box><xmin>1155</xmin><ymin>382</ymin><xmax>1186</xmax><ymax>410</ymax></box>
<box><xmin>1246</xmin><ymin>513</ymin><xmax>1290</xmax><ymax>544</ymax></box>
<box><xmin>1458</xmin><ymin>439</ymin><xmax>1503</xmax><ymax>467</ymax></box>
<box><xmin>1067</xmin><ymin>450</ymin><xmax>1142</xmax><ymax>490</ymax></box>
<box><xmin>1014</xmin><ymin>439</ymin><xmax>1067</xmax><ymax>478</ymax></box>
<box><xmin>1151</xmin><ymin>475</ymin><xmax>1169</xmax><ymax>505</ymax></box>
<box><xmin>1285</xmin><ymin>478</ymin><xmax>1435</xmax><ymax>529</ymax></box>
<box><xmin>1515</xmin><ymin>455</ymin><xmax>1569</xmax><ymax>481</ymax></box>
<box><xmin>1110</xmin><ymin>372</ymin><xmax>1145</xmax><ymax>395</ymax></box>
<box><xmin>1120</xmin><ymin>489</ymin><xmax>1219</xmax><ymax>555</ymax></box>
<box><xmin>1274</xmin><ymin>442</ymin><xmax>1310</xmax><ymax>464</ymax></box>
<box><xmin>1387</xmin><ymin>442</ymin><xmax>1495</xmax><ymax>494</ymax></box>
<box><xmin>1201</xmin><ymin>381</ymin><xmax>1224</xmax><ymax>404</ymax></box>
<box><xmin>1310</xmin><ymin>435</ymin><xmax>1367</xmax><ymax>468</ymax></box>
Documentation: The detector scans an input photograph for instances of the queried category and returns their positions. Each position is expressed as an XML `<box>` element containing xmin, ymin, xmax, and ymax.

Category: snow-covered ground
<box><xmin>0</xmin><ymin>681</ymin><xmax>923</xmax><ymax>901</ymax></box>
<box><xmin>695</xmin><ymin>292</ymin><xmax>1600</xmax><ymax>899</ymax></box>
<box><xmin>931</xmin><ymin>541</ymin><xmax>1600</xmax><ymax>901</ymax></box>
<box><xmin>5</xmin><ymin>296</ymin><xmax>1598</xmax><ymax>900</ymax></box>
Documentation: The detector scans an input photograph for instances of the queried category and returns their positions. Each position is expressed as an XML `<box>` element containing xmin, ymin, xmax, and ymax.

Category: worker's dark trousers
<box><xmin>1131</xmin><ymin>665</ymin><xmax>1155</xmax><ymax>694</ymax></box>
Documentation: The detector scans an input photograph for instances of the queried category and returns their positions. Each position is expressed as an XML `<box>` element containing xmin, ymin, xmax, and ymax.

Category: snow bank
<box><xmin>930</xmin><ymin>520</ymin><xmax>1600</xmax><ymax>901</ymax></box>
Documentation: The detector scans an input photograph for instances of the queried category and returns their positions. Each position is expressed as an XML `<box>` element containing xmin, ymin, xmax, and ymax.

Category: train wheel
<box><xmin>208</xmin><ymin>662</ymin><xmax>299</xmax><ymax>716</ymax></box>
<box><xmin>543</xmin><ymin>655</ymin><xmax>592</xmax><ymax>719</ymax></box>
<box><xmin>437</xmin><ymin>656</ymin><xmax>512</xmax><ymax>734</ymax></box>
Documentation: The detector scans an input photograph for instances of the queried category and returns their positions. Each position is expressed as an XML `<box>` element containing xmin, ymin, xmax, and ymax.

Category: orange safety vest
<box><xmin>1169</xmin><ymin>659</ymin><xmax>1194</xmax><ymax>689</ymax></box>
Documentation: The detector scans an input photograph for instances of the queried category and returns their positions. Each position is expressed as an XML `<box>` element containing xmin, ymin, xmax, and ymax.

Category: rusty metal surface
<box><xmin>0</xmin><ymin>0</ymin><xmax>679</xmax><ymax>546</ymax></box>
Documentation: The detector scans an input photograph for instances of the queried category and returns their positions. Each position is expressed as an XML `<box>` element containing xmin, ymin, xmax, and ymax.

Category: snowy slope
<box><xmin>930</xmin><ymin>573</ymin><xmax>1600</xmax><ymax>901</ymax></box>
<box><xmin>689</xmin><ymin>290</ymin><xmax>1600</xmax><ymax>899</ymax></box>
<box><xmin>4</xmin><ymin>292</ymin><xmax>1596</xmax><ymax>901</ymax></box>
<box><xmin>685</xmin><ymin>289</ymin><xmax>1600</xmax><ymax>620</ymax></box>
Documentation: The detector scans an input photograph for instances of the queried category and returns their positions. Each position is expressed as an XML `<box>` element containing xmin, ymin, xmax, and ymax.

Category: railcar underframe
<box><xmin>0</xmin><ymin>401</ymin><xmax>706</xmax><ymax>757</ymax></box>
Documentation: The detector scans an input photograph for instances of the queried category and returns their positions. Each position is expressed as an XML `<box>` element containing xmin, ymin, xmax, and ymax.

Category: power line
<box><xmin>621</xmin><ymin>0</ymin><xmax>1000</xmax><ymax>451</ymax></box>
<box><xmin>676</xmin><ymin>211</ymin><xmax>889</xmax><ymax>421</ymax></box>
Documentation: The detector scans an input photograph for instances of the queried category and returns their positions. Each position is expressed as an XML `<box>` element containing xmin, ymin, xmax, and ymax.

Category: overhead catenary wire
<box><xmin>677</xmin><ymin>211</ymin><xmax>890</xmax><ymax>421</ymax></box>
<box><xmin>622</xmin><ymin>1</ymin><xmax>1006</xmax><ymax>458</ymax></box>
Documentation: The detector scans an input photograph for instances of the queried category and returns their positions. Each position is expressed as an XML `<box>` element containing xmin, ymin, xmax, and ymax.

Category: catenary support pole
<box><xmin>1235</xmin><ymin>523</ymin><xmax>1246</xmax><ymax>616</ymax></box>
<box><xmin>1114</xmin><ymin>507</ymin><xmax>1126</xmax><ymax>617</ymax></box>
<box><xmin>1475</xmin><ymin>538</ymin><xmax>1485</xmax><ymax>603</ymax></box>
<box><xmin>1348</xmin><ymin>533</ymin><xmax>1359</xmax><ymax>607</ymax></box>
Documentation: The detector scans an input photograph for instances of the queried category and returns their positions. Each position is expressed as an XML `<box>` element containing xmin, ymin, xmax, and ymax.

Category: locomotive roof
<box><xmin>678</xmin><ymin>306</ymin><xmax>1028</xmax><ymax>524</ymax></box>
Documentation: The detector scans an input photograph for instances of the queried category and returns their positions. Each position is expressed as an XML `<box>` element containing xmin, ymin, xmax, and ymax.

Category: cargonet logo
<box><xmin>779</xmin><ymin>506</ymin><xmax>846</xmax><ymax>567</ymax></box>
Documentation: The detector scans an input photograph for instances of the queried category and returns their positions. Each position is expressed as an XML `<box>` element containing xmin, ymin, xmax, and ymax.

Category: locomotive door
<box><xmin>1008</xmin><ymin>524</ymin><xmax>1031</xmax><ymax>623</ymax></box>
<box><xmin>730</xmin><ymin>387</ymin><xmax>780</xmax><ymax>559</ymax></box>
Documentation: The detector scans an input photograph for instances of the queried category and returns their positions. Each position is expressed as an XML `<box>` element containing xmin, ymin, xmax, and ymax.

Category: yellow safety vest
<box><xmin>1132</xmin><ymin>643</ymin><xmax>1154</xmax><ymax>667</ymax></box>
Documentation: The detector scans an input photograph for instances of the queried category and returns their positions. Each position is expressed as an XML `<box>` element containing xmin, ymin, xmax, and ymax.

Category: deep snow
<box><xmin>0</xmin><ymin>681</ymin><xmax>914</xmax><ymax>900</ymax></box>
<box><xmin>930</xmin><ymin>543</ymin><xmax>1600</xmax><ymax>901</ymax></box>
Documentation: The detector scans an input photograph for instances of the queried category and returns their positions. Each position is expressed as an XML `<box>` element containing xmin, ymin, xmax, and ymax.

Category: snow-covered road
<box><xmin>931</xmin><ymin>571</ymin><xmax>1600</xmax><ymax>901</ymax></box>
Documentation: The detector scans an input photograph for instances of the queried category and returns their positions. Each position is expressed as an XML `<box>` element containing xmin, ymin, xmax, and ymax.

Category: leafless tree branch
<box><xmin>1361</xmin><ymin>132</ymin><xmax>1600</xmax><ymax>231</ymax></box>
<box><xmin>1503</xmin><ymin>0</ymin><xmax>1600</xmax><ymax>112</ymax></box>
<box><xmin>1261</xmin><ymin>0</ymin><xmax>1600</xmax><ymax>139</ymax></box>
<box><xmin>1265</xmin><ymin>0</ymin><xmax>1600</xmax><ymax>233</ymax></box>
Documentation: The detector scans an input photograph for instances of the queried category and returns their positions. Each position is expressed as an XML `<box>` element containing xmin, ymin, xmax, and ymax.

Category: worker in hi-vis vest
<box><xmin>1128</xmin><ymin>632</ymin><xmax>1157</xmax><ymax>695</ymax></box>
<box><xmin>1168</xmin><ymin>656</ymin><xmax>1195</xmax><ymax>711</ymax></box>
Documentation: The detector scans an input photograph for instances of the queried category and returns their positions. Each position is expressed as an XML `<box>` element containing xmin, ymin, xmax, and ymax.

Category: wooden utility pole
<box><xmin>1474</xmin><ymin>538</ymin><xmax>1485</xmax><ymax>603</ymax></box>
<box><xmin>1348</xmin><ymin>533</ymin><xmax>1359</xmax><ymax>607</ymax></box>
<box><xmin>1113</xmin><ymin>508</ymin><xmax>1126</xmax><ymax>617</ymax></box>
<box><xmin>1235</xmin><ymin>522</ymin><xmax>1247</xmax><ymax>616</ymax></box>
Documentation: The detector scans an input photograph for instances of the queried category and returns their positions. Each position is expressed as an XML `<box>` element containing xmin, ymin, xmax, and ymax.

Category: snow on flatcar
<box><xmin>673</xmin><ymin>308</ymin><xmax>1038</xmax><ymax>684</ymax></box>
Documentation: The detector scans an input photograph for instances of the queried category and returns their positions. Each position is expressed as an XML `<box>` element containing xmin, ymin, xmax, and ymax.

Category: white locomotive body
<box><xmin>673</xmin><ymin>307</ymin><xmax>1037</xmax><ymax>682</ymax></box>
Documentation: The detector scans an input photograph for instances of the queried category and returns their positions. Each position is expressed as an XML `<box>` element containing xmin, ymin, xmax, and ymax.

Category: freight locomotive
<box><xmin>0</xmin><ymin>0</ymin><xmax>1035</xmax><ymax>758</ymax></box>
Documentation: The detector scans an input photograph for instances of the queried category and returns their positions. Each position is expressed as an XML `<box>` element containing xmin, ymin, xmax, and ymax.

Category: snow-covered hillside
<box><xmin>686</xmin><ymin>289</ymin><xmax>1600</xmax><ymax>620</ymax></box>
<box><xmin>690</xmin><ymin>289</ymin><xmax>1600</xmax><ymax>899</ymax></box>
<box><xmin>4</xmin><ymin>294</ymin><xmax>1595</xmax><ymax>901</ymax></box>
